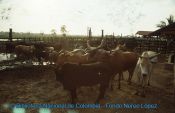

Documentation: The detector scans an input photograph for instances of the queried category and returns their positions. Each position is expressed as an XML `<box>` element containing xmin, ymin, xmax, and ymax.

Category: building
<box><xmin>136</xmin><ymin>31</ymin><xmax>153</xmax><ymax>38</ymax></box>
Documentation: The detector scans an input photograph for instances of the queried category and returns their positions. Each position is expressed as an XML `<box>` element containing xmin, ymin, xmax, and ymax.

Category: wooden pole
<box><xmin>9</xmin><ymin>28</ymin><xmax>12</xmax><ymax>42</ymax></box>
<box><xmin>89</xmin><ymin>28</ymin><xmax>92</xmax><ymax>38</ymax></box>
<box><xmin>102</xmin><ymin>29</ymin><xmax>104</xmax><ymax>38</ymax></box>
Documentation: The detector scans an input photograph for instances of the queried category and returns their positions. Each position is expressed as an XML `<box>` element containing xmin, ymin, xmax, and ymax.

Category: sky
<box><xmin>0</xmin><ymin>0</ymin><xmax>175</xmax><ymax>35</ymax></box>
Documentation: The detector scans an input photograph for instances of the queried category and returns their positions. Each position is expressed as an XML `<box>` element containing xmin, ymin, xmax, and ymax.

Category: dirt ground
<box><xmin>0</xmin><ymin>62</ymin><xmax>174</xmax><ymax>113</ymax></box>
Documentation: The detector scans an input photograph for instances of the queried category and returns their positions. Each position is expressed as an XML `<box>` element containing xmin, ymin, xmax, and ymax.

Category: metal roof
<box><xmin>136</xmin><ymin>31</ymin><xmax>153</xmax><ymax>36</ymax></box>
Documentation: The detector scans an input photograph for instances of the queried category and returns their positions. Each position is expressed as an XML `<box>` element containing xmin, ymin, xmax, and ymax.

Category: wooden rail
<box><xmin>0</xmin><ymin>36</ymin><xmax>174</xmax><ymax>54</ymax></box>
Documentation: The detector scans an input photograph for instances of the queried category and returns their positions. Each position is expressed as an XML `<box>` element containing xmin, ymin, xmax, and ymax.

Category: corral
<box><xmin>0</xmin><ymin>35</ymin><xmax>174</xmax><ymax>113</ymax></box>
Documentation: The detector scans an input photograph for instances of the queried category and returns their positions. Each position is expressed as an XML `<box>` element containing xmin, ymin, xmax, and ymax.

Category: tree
<box><xmin>51</xmin><ymin>29</ymin><xmax>56</xmax><ymax>35</ymax></box>
<box><xmin>166</xmin><ymin>15</ymin><xmax>174</xmax><ymax>25</ymax></box>
<box><xmin>60</xmin><ymin>25</ymin><xmax>67</xmax><ymax>37</ymax></box>
<box><xmin>156</xmin><ymin>15</ymin><xmax>175</xmax><ymax>28</ymax></box>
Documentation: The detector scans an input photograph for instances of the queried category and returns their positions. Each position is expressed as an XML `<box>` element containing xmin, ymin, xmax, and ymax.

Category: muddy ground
<box><xmin>0</xmin><ymin>54</ymin><xmax>174</xmax><ymax>113</ymax></box>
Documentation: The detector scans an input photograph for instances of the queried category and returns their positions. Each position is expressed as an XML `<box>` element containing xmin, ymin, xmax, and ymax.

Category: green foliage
<box><xmin>156</xmin><ymin>21</ymin><xmax>166</xmax><ymax>28</ymax></box>
<box><xmin>60</xmin><ymin>25</ymin><xmax>67</xmax><ymax>37</ymax></box>
<box><xmin>157</xmin><ymin>15</ymin><xmax>175</xmax><ymax>28</ymax></box>
<box><xmin>51</xmin><ymin>29</ymin><xmax>56</xmax><ymax>35</ymax></box>
<box><xmin>166</xmin><ymin>15</ymin><xmax>174</xmax><ymax>25</ymax></box>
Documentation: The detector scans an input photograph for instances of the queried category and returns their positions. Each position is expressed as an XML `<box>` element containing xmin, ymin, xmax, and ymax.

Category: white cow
<box><xmin>135</xmin><ymin>51</ymin><xmax>159</xmax><ymax>97</ymax></box>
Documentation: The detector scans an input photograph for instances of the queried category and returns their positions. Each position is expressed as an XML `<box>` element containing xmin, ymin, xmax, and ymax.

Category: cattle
<box><xmin>52</xmin><ymin>43</ymin><xmax>62</xmax><ymax>51</ymax></box>
<box><xmin>14</xmin><ymin>45</ymin><xmax>35</xmax><ymax>60</ymax></box>
<box><xmin>55</xmin><ymin>48</ymin><xmax>97</xmax><ymax>65</ymax></box>
<box><xmin>134</xmin><ymin>51</ymin><xmax>159</xmax><ymax>97</ymax></box>
<box><xmin>90</xmin><ymin>49</ymin><xmax>138</xmax><ymax>89</ymax></box>
<box><xmin>34</xmin><ymin>43</ymin><xmax>56</xmax><ymax>64</ymax></box>
<box><xmin>56</xmin><ymin>52</ymin><xmax>93</xmax><ymax>65</ymax></box>
<box><xmin>48</xmin><ymin>50</ymin><xmax>60</xmax><ymax>64</ymax></box>
<box><xmin>54</xmin><ymin>62</ymin><xmax>113</xmax><ymax>103</ymax></box>
<box><xmin>44</xmin><ymin>47</ymin><xmax>54</xmax><ymax>53</ymax></box>
<box><xmin>69</xmin><ymin>49</ymin><xmax>86</xmax><ymax>56</ymax></box>
<box><xmin>86</xmin><ymin>39</ymin><xmax>105</xmax><ymax>50</ymax></box>
<box><xmin>113</xmin><ymin>43</ymin><xmax>127</xmax><ymax>52</ymax></box>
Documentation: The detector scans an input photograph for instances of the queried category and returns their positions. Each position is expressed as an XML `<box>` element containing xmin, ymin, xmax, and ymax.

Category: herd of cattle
<box><xmin>8</xmin><ymin>39</ymin><xmax>160</xmax><ymax>103</ymax></box>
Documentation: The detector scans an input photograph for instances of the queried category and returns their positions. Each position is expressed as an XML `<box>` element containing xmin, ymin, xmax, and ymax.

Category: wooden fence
<box><xmin>0</xmin><ymin>36</ymin><xmax>174</xmax><ymax>54</ymax></box>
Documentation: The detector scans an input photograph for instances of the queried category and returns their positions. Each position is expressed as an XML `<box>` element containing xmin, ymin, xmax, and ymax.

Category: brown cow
<box><xmin>91</xmin><ymin>49</ymin><xmax>138</xmax><ymax>89</ymax></box>
<box><xmin>56</xmin><ymin>52</ymin><xmax>93</xmax><ymax>65</ymax></box>
<box><xmin>55</xmin><ymin>62</ymin><xmax>113</xmax><ymax>103</ymax></box>
<box><xmin>15</xmin><ymin>45</ymin><xmax>35</xmax><ymax>59</ymax></box>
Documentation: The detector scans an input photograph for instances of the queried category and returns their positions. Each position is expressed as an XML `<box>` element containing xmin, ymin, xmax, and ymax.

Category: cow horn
<box><xmin>122</xmin><ymin>43</ymin><xmax>126</xmax><ymax>47</ymax></box>
<box><xmin>87</xmin><ymin>39</ymin><xmax>93</xmax><ymax>49</ymax></box>
<box><xmin>96</xmin><ymin>39</ymin><xmax>105</xmax><ymax>49</ymax></box>
<box><xmin>58</xmin><ymin>49</ymin><xmax>64</xmax><ymax>54</ymax></box>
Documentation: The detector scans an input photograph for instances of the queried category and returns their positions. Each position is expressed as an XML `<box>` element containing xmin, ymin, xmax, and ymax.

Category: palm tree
<box><xmin>156</xmin><ymin>15</ymin><xmax>175</xmax><ymax>28</ymax></box>
<box><xmin>156</xmin><ymin>21</ymin><xmax>167</xmax><ymax>28</ymax></box>
<box><xmin>166</xmin><ymin>15</ymin><xmax>174</xmax><ymax>25</ymax></box>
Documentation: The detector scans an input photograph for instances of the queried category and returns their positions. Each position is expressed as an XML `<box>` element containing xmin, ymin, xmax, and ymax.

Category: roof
<box><xmin>136</xmin><ymin>31</ymin><xmax>153</xmax><ymax>36</ymax></box>
<box><xmin>149</xmin><ymin>22</ymin><xmax>175</xmax><ymax>37</ymax></box>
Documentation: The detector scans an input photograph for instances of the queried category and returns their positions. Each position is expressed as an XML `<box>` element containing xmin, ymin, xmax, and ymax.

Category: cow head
<box><xmin>92</xmin><ymin>49</ymin><xmax>111</xmax><ymax>62</ymax></box>
<box><xmin>138</xmin><ymin>51</ymin><xmax>159</xmax><ymax>76</ymax></box>
<box><xmin>139</xmin><ymin>51</ymin><xmax>153</xmax><ymax>76</ymax></box>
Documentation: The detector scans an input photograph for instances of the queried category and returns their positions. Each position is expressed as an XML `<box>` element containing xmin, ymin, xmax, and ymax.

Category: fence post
<box><xmin>89</xmin><ymin>28</ymin><xmax>92</xmax><ymax>38</ymax></box>
<box><xmin>174</xmin><ymin>59</ymin><xmax>175</xmax><ymax>103</ymax></box>
<box><xmin>102</xmin><ymin>30</ymin><xmax>104</xmax><ymax>38</ymax></box>
<box><xmin>9</xmin><ymin>28</ymin><xmax>13</xmax><ymax>42</ymax></box>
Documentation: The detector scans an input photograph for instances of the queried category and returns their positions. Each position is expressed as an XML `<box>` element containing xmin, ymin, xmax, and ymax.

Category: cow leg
<box><xmin>147</xmin><ymin>73</ymin><xmax>151</xmax><ymax>86</ymax></box>
<box><xmin>128</xmin><ymin>68</ymin><xmax>134</xmax><ymax>85</ymax></box>
<box><xmin>141</xmin><ymin>75</ymin><xmax>147</xmax><ymax>97</ymax></box>
<box><xmin>70</xmin><ymin>89</ymin><xmax>77</xmax><ymax>104</ymax></box>
<box><xmin>96</xmin><ymin>85</ymin><xmax>106</xmax><ymax>103</ymax></box>
<box><xmin>109</xmin><ymin>75</ymin><xmax>115</xmax><ymax>91</ymax></box>
<box><xmin>147</xmin><ymin>65</ymin><xmax>153</xmax><ymax>86</ymax></box>
<box><xmin>118</xmin><ymin>72</ymin><xmax>122</xmax><ymax>89</ymax></box>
